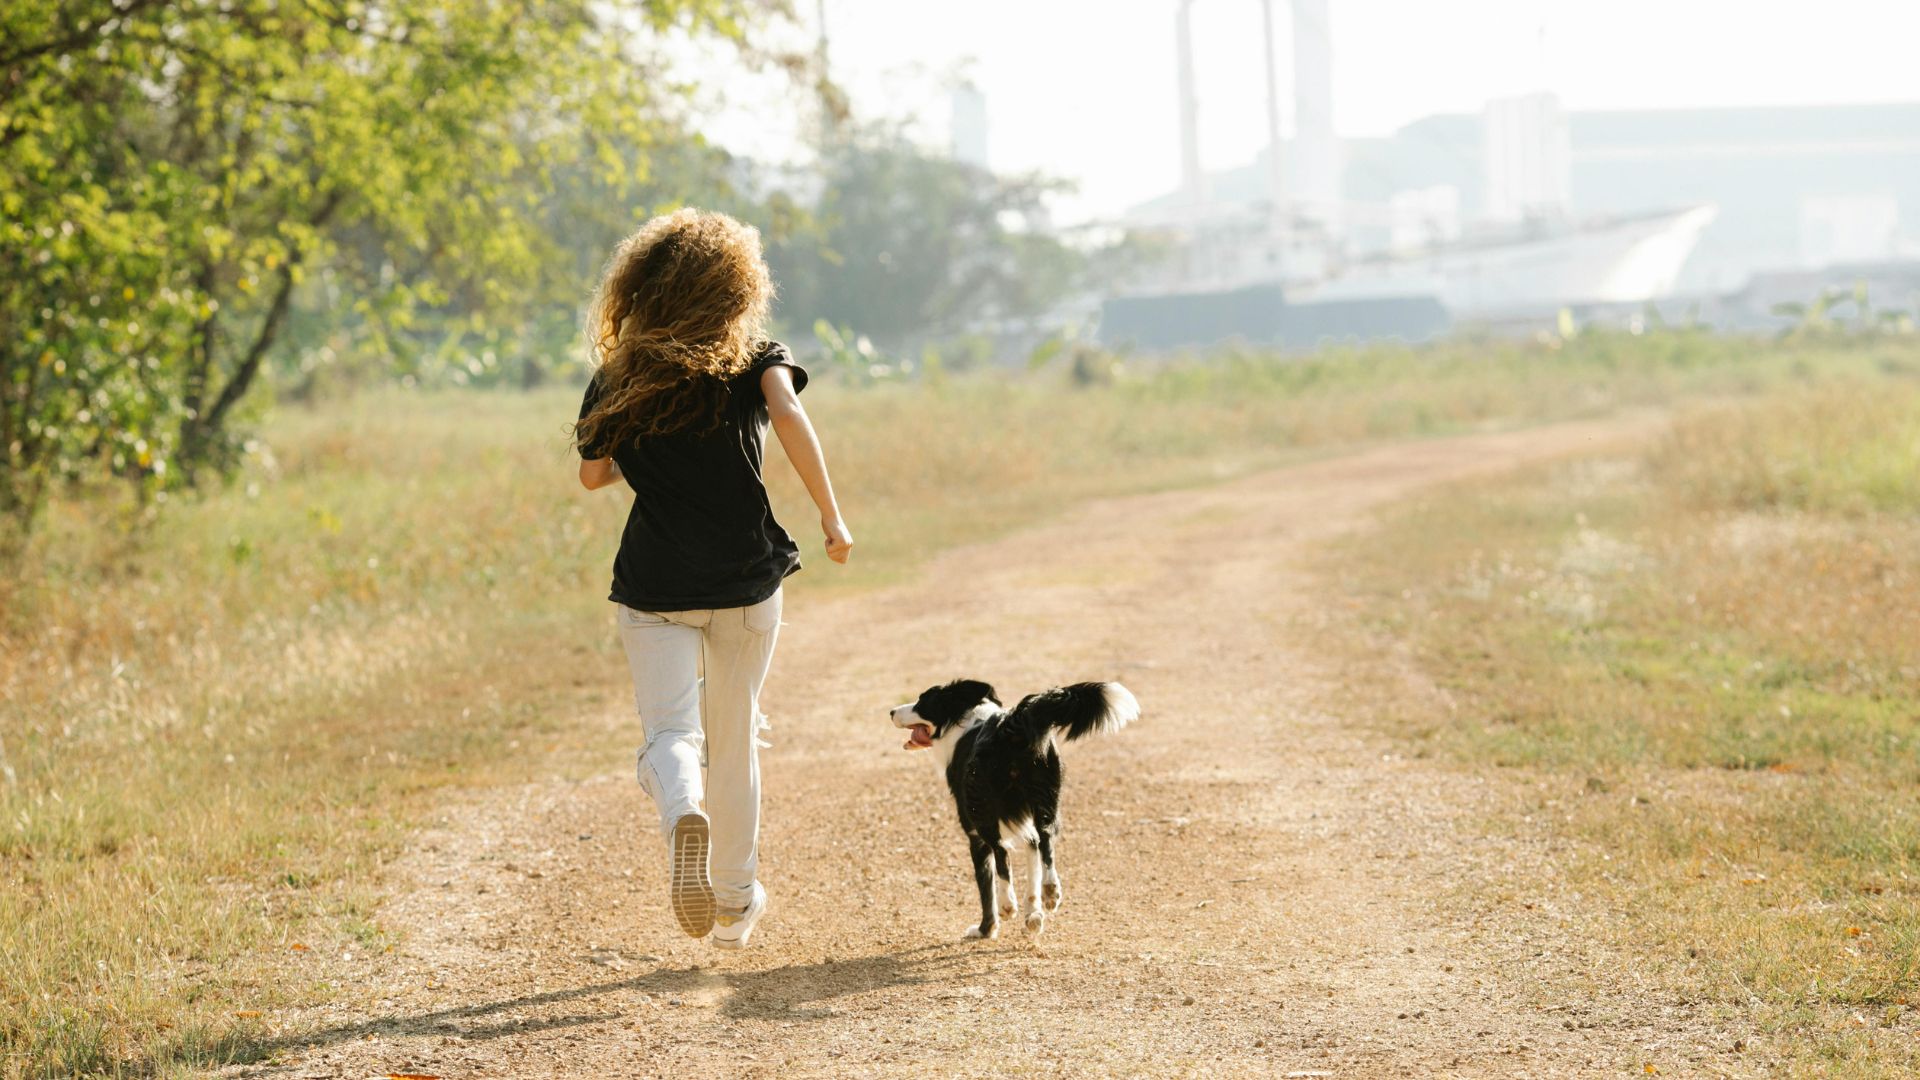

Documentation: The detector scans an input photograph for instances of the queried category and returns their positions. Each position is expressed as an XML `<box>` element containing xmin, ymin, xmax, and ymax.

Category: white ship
<box><xmin>1299</xmin><ymin>204</ymin><xmax>1718</xmax><ymax>316</ymax></box>
<box><xmin>1102</xmin><ymin>1</ymin><xmax>1716</xmax><ymax>346</ymax></box>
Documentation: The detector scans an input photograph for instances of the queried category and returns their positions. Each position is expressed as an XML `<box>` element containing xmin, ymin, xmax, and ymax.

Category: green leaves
<box><xmin>764</xmin><ymin>125</ymin><xmax>1087</xmax><ymax>348</ymax></box>
<box><xmin>1</xmin><ymin>0</ymin><xmax>775</xmax><ymax>537</ymax></box>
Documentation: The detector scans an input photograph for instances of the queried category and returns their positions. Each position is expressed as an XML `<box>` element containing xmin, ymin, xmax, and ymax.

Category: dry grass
<box><xmin>1332</xmin><ymin>375</ymin><xmax>1920</xmax><ymax>1075</ymax></box>
<box><xmin>2</xmin><ymin>330</ymin><xmax>1913</xmax><ymax>1077</ymax></box>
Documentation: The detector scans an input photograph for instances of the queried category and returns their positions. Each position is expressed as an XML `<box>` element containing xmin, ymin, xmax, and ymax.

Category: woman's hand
<box><xmin>765</xmin><ymin>363</ymin><xmax>853</xmax><ymax>566</ymax></box>
<box><xmin>822</xmin><ymin>515</ymin><xmax>854</xmax><ymax>564</ymax></box>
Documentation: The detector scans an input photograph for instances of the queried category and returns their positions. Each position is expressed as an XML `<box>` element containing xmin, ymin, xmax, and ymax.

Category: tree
<box><xmin>1</xmin><ymin>0</ymin><xmax>779</xmax><ymax>541</ymax></box>
<box><xmin>763</xmin><ymin>125</ymin><xmax>1086</xmax><ymax>349</ymax></box>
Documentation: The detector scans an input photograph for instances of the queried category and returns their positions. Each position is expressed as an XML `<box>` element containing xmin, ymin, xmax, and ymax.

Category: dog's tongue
<box><xmin>903</xmin><ymin>725</ymin><xmax>934</xmax><ymax>751</ymax></box>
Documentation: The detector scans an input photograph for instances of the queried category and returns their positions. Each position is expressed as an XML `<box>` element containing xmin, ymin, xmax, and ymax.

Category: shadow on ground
<box><xmin>208</xmin><ymin>943</ymin><xmax>978</xmax><ymax>1076</ymax></box>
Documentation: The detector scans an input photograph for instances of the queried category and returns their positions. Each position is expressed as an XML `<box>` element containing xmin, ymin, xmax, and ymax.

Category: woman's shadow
<box><xmin>212</xmin><ymin>942</ymin><xmax>983</xmax><ymax>1076</ymax></box>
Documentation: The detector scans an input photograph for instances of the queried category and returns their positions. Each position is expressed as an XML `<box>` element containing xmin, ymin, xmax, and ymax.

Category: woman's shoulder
<box><xmin>741</xmin><ymin>340</ymin><xmax>806</xmax><ymax>394</ymax></box>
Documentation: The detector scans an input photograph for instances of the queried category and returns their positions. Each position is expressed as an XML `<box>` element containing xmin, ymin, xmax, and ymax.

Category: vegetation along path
<box><xmin>224</xmin><ymin>413</ymin><xmax>1736</xmax><ymax>1079</ymax></box>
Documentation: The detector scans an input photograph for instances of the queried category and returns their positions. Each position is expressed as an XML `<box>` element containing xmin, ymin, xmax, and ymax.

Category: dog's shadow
<box><xmin>707</xmin><ymin>944</ymin><xmax>974</xmax><ymax>1020</ymax></box>
<box><xmin>213</xmin><ymin>942</ymin><xmax>981</xmax><ymax>1076</ymax></box>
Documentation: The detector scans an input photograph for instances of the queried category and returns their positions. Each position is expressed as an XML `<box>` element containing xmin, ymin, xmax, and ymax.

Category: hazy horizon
<box><xmin>692</xmin><ymin>0</ymin><xmax>1920</xmax><ymax>223</ymax></box>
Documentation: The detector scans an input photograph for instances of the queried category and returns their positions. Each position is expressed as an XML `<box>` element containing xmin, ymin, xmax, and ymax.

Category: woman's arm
<box><xmin>579</xmin><ymin>456</ymin><xmax>622</xmax><ymax>491</ymax></box>
<box><xmin>762</xmin><ymin>364</ymin><xmax>852</xmax><ymax>564</ymax></box>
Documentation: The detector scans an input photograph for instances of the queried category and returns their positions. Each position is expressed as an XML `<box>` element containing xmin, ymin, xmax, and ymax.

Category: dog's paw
<box><xmin>1041</xmin><ymin>880</ymin><xmax>1062</xmax><ymax>912</ymax></box>
<box><xmin>1024</xmin><ymin>909</ymin><xmax>1046</xmax><ymax>935</ymax></box>
<box><xmin>962</xmin><ymin>923</ymin><xmax>998</xmax><ymax>941</ymax></box>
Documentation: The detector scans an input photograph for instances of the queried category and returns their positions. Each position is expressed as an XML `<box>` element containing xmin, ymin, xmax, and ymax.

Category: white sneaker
<box><xmin>668</xmin><ymin>812</ymin><xmax>715</xmax><ymax>938</ymax></box>
<box><xmin>710</xmin><ymin>882</ymin><xmax>767</xmax><ymax>950</ymax></box>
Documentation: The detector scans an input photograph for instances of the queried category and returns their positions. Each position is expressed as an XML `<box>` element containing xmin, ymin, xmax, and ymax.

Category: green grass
<box><xmin>1333</xmin><ymin>374</ymin><xmax>1920</xmax><ymax>1075</ymax></box>
<box><xmin>2</xmin><ymin>329</ymin><xmax>1916</xmax><ymax>1077</ymax></box>
<box><xmin>1654</xmin><ymin>383</ymin><xmax>1920</xmax><ymax>517</ymax></box>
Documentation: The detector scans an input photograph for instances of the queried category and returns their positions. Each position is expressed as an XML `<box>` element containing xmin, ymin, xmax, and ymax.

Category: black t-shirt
<box><xmin>578</xmin><ymin>341</ymin><xmax>808</xmax><ymax>611</ymax></box>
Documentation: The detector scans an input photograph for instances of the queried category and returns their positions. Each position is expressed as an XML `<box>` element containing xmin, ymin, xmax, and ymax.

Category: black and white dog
<box><xmin>890</xmin><ymin>679</ymin><xmax>1138</xmax><ymax>939</ymax></box>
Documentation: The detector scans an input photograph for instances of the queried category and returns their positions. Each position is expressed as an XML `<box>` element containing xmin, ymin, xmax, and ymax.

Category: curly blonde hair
<box><xmin>575</xmin><ymin>208</ymin><xmax>774</xmax><ymax>450</ymax></box>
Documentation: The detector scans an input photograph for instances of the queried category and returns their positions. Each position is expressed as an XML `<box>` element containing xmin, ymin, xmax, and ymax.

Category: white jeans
<box><xmin>616</xmin><ymin>590</ymin><xmax>782</xmax><ymax>910</ymax></box>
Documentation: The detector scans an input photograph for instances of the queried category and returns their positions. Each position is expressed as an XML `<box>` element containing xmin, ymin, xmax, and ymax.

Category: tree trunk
<box><xmin>175</xmin><ymin>190</ymin><xmax>341</xmax><ymax>482</ymax></box>
<box><xmin>0</xmin><ymin>346</ymin><xmax>46</xmax><ymax>548</ymax></box>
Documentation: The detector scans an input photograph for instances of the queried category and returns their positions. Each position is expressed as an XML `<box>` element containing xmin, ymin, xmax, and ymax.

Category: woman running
<box><xmin>574</xmin><ymin>208</ymin><xmax>852</xmax><ymax>949</ymax></box>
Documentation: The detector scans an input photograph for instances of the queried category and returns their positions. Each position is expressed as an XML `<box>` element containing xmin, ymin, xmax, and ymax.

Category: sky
<box><xmin>693</xmin><ymin>0</ymin><xmax>1920</xmax><ymax>223</ymax></box>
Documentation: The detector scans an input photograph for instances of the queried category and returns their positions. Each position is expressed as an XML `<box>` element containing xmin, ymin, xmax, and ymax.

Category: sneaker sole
<box><xmin>669</xmin><ymin>814</ymin><xmax>715</xmax><ymax>938</ymax></box>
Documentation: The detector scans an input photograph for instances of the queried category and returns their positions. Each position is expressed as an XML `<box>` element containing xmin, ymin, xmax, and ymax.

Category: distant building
<box><xmin>1482</xmin><ymin>93</ymin><xmax>1571</xmax><ymax>223</ymax></box>
<box><xmin>1135</xmin><ymin>102</ymin><xmax>1920</xmax><ymax>295</ymax></box>
<box><xmin>1288</xmin><ymin>0</ymin><xmax>1342</xmax><ymax>228</ymax></box>
<box><xmin>1565</xmin><ymin>103</ymin><xmax>1920</xmax><ymax>291</ymax></box>
<box><xmin>1387</xmin><ymin>185</ymin><xmax>1462</xmax><ymax>253</ymax></box>
<box><xmin>1798</xmin><ymin>192</ymin><xmax>1901</xmax><ymax>268</ymax></box>
<box><xmin>950</xmin><ymin>81</ymin><xmax>990</xmax><ymax>171</ymax></box>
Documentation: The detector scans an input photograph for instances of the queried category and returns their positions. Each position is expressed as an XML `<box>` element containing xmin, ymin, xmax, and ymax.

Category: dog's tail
<box><xmin>1010</xmin><ymin>681</ymin><xmax>1139</xmax><ymax>747</ymax></box>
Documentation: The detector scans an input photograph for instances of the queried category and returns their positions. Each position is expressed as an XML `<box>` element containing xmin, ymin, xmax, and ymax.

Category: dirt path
<box><xmin>225</xmin><ymin>414</ymin><xmax>1724</xmax><ymax>1079</ymax></box>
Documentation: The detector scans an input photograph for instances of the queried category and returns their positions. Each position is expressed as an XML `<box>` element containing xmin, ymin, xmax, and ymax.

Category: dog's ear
<box><xmin>933</xmin><ymin>679</ymin><xmax>998</xmax><ymax>712</ymax></box>
<box><xmin>957</xmin><ymin>679</ymin><xmax>999</xmax><ymax>706</ymax></box>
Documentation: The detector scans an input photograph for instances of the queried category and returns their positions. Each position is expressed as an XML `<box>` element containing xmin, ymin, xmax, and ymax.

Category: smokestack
<box><xmin>950</xmin><ymin>81</ymin><xmax>990</xmax><ymax>170</ymax></box>
<box><xmin>1291</xmin><ymin>0</ymin><xmax>1340</xmax><ymax>225</ymax></box>
<box><xmin>1176</xmin><ymin>0</ymin><xmax>1205</xmax><ymax>208</ymax></box>
<box><xmin>813</xmin><ymin>0</ymin><xmax>839</xmax><ymax>146</ymax></box>
<box><xmin>1260</xmin><ymin>0</ymin><xmax>1287</xmax><ymax>228</ymax></box>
